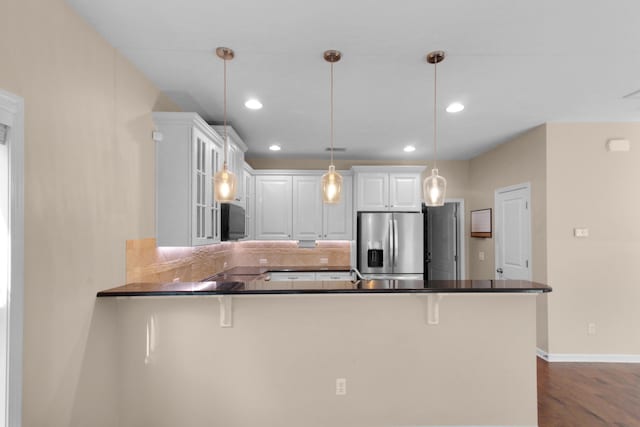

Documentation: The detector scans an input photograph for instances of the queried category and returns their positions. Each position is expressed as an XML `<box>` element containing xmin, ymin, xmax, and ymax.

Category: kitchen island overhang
<box><xmin>98</xmin><ymin>279</ymin><xmax>550</xmax><ymax>427</ymax></box>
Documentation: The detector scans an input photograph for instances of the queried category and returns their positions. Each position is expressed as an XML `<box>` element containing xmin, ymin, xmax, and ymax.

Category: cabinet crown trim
<box><xmin>153</xmin><ymin>112</ymin><xmax>222</xmax><ymax>144</ymax></box>
<box><xmin>351</xmin><ymin>165</ymin><xmax>426</xmax><ymax>173</ymax></box>
<box><xmin>252</xmin><ymin>169</ymin><xmax>353</xmax><ymax>176</ymax></box>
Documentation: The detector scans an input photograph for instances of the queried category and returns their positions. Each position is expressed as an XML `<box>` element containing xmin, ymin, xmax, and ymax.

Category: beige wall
<box><xmin>546</xmin><ymin>123</ymin><xmax>640</xmax><ymax>355</ymax></box>
<box><xmin>467</xmin><ymin>125</ymin><xmax>548</xmax><ymax>350</ymax></box>
<box><xmin>117</xmin><ymin>293</ymin><xmax>538</xmax><ymax>427</ymax></box>
<box><xmin>0</xmin><ymin>0</ymin><xmax>179</xmax><ymax>425</ymax></box>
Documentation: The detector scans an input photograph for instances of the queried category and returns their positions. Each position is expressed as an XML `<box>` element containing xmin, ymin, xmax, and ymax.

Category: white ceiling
<box><xmin>67</xmin><ymin>0</ymin><xmax>640</xmax><ymax>160</ymax></box>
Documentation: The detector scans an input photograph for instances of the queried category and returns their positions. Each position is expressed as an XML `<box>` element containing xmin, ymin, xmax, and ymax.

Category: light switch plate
<box><xmin>478</xmin><ymin>251</ymin><xmax>485</xmax><ymax>261</ymax></box>
<box><xmin>574</xmin><ymin>228</ymin><xmax>589</xmax><ymax>238</ymax></box>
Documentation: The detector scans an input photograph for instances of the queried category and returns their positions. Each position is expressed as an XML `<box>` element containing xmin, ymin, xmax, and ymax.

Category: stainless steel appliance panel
<box><xmin>357</xmin><ymin>212</ymin><xmax>392</xmax><ymax>275</ymax></box>
<box><xmin>425</xmin><ymin>203</ymin><xmax>458</xmax><ymax>280</ymax></box>
<box><xmin>392</xmin><ymin>212</ymin><xmax>424</xmax><ymax>274</ymax></box>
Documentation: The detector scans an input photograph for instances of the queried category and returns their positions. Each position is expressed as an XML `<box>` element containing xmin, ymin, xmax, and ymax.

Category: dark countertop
<box><xmin>97</xmin><ymin>278</ymin><xmax>551</xmax><ymax>297</ymax></box>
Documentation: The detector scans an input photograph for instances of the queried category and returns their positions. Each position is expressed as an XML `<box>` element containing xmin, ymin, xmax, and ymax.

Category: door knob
<box><xmin>496</xmin><ymin>268</ymin><xmax>503</xmax><ymax>274</ymax></box>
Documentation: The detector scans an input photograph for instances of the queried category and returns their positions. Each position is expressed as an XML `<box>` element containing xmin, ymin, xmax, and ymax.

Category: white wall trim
<box><xmin>0</xmin><ymin>89</ymin><xmax>24</xmax><ymax>427</ymax></box>
<box><xmin>537</xmin><ymin>348</ymin><xmax>640</xmax><ymax>363</ymax></box>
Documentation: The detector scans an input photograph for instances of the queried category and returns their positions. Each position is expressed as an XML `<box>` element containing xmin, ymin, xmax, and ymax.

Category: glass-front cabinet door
<box><xmin>192</xmin><ymin>127</ymin><xmax>221</xmax><ymax>245</ymax></box>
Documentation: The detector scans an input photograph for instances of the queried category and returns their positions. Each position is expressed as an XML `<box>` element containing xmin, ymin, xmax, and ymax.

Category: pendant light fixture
<box><xmin>321</xmin><ymin>50</ymin><xmax>343</xmax><ymax>204</ymax></box>
<box><xmin>423</xmin><ymin>50</ymin><xmax>447</xmax><ymax>207</ymax></box>
<box><xmin>213</xmin><ymin>47</ymin><xmax>238</xmax><ymax>203</ymax></box>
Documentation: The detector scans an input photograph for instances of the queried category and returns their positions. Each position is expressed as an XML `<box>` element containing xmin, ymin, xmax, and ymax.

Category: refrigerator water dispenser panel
<box><xmin>367</xmin><ymin>249</ymin><xmax>384</xmax><ymax>267</ymax></box>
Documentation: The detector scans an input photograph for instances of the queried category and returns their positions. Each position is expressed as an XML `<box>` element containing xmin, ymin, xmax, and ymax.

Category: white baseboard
<box><xmin>537</xmin><ymin>347</ymin><xmax>640</xmax><ymax>363</ymax></box>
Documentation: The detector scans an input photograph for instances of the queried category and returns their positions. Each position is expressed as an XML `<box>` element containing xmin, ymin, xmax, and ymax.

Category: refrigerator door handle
<box><xmin>393</xmin><ymin>219</ymin><xmax>399</xmax><ymax>267</ymax></box>
<box><xmin>389</xmin><ymin>219</ymin><xmax>394</xmax><ymax>268</ymax></box>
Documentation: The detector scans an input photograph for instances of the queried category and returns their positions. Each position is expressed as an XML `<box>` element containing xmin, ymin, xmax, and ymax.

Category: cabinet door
<box><xmin>255</xmin><ymin>176</ymin><xmax>292</xmax><ymax>240</ymax></box>
<box><xmin>323</xmin><ymin>175</ymin><xmax>353</xmax><ymax>239</ymax></box>
<box><xmin>192</xmin><ymin>128</ymin><xmax>217</xmax><ymax>245</ymax></box>
<box><xmin>243</xmin><ymin>168</ymin><xmax>254</xmax><ymax>239</ymax></box>
<box><xmin>292</xmin><ymin>176</ymin><xmax>323</xmax><ymax>240</ymax></box>
<box><xmin>210</xmin><ymin>142</ymin><xmax>222</xmax><ymax>242</ymax></box>
<box><xmin>389</xmin><ymin>173</ymin><xmax>421</xmax><ymax>212</ymax></box>
<box><xmin>356</xmin><ymin>173</ymin><xmax>389</xmax><ymax>211</ymax></box>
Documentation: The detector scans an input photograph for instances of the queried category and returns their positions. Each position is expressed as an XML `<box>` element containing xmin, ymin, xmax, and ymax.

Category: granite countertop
<box><xmin>97</xmin><ymin>278</ymin><xmax>551</xmax><ymax>297</ymax></box>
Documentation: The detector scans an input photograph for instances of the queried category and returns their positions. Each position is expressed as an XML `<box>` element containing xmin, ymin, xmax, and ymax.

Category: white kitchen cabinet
<box><xmin>154</xmin><ymin>112</ymin><xmax>223</xmax><ymax>246</ymax></box>
<box><xmin>356</xmin><ymin>173</ymin><xmax>388</xmax><ymax>211</ymax></box>
<box><xmin>254</xmin><ymin>175</ymin><xmax>293</xmax><ymax>240</ymax></box>
<box><xmin>322</xmin><ymin>175</ymin><xmax>352</xmax><ymax>240</ymax></box>
<box><xmin>389</xmin><ymin>173</ymin><xmax>421</xmax><ymax>211</ymax></box>
<box><xmin>353</xmin><ymin>167</ymin><xmax>424</xmax><ymax>212</ymax></box>
<box><xmin>243</xmin><ymin>165</ymin><xmax>254</xmax><ymax>239</ymax></box>
<box><xmin>254</xmin><ymin>172</ymin><xmax>353</xmax><ymax>241</ymax></box>
<box><xmin>292</xmin><ymin>176</ymin><xmax>323</xmax><ymax>240</ymax></box>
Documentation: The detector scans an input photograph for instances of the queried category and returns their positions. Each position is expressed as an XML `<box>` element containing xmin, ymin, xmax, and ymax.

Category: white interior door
<box><xmin>495</xmin><ymin>184</ymin><xmax>531</xmax><ymax>280</ymax></box>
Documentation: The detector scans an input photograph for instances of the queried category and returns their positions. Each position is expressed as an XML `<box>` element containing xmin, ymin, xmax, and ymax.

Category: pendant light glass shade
<box><xmin>321</xmin><ymin>165</ymin><xmax>342</xmax><ymax>204</ymax></box>
<box><xmin>322</xmin><ymin>50</ymin><xmax>342</xmax><ymax>204</ymax></box>
<box><xmin>214</xmin><ymin>163</ymin><xmax>237</xmax><ymax>202</ymax></box>
<box><xmin>214</xmin><ymin>46</ymin><xmax>237</xmax><ymax>203</ymax></box>
<box><xmin>423</xmin><ymin>168</ymin><xmax>446</xmax><ymax>206</ymax></box>
<box><xmin>423</xmin><ymin>50</ymin><xmax>447</xmax><ymax>207</ymax></box>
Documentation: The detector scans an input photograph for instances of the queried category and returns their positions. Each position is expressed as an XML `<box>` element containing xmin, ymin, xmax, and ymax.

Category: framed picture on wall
<box><xmin>471</xmin><ymin>208</ymin><xmax>492</xmax><ymax>238</ymax></box>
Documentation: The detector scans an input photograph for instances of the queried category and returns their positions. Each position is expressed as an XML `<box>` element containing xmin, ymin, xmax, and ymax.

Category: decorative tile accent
<box><xmin>126</xmin><ymin>239</ymin><xmax>351</xmax><ymax>283</ymax></box>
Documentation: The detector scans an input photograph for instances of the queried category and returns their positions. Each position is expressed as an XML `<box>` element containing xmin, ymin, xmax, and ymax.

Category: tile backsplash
<box><xmin>126</xmin><ymin>238</ymin><xmax>351</xmax><ymax>283</ymax></box>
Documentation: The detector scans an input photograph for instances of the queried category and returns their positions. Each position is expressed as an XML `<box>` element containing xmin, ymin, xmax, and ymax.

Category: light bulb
<box><xmin>214</xmin><ymin>165</ymin><xmax>237</xmax><ymax>202</ymax></box>
<box><xmin>321</xmin><ymin>165</ymin><xmax>342</xmax><ymax>204</ymax></box>
<box><xmin>423</xmin><ymin>168</ymin><xmax>446</xmax><ymax>206</ymax></box>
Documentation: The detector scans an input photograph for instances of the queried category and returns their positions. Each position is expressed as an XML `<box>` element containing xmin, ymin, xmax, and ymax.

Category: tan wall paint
<box><xmin>0</xmin><ymin>0</ymin><xmax>179</xmax><ymax>425</ymax></box>
<box><xmin>117</xmin><ymin>294</ymin><xmax>538</xmax><ymax>427</ymax></box>
<box><xmin>467</xmin><ymin>125</ymin><xmax>548</xmax><ymax>350</ymax></box>
<box><xmin>546</xmin><ymin>123</ymin><xmax>640</xmax><ymax>355</ymax></box>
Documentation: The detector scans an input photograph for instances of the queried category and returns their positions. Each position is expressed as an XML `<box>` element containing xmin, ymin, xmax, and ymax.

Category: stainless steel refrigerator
<box><xmin>357</xmin><ymin>212</ymin><xmax>424</xmax><ymax>279</ymax></box>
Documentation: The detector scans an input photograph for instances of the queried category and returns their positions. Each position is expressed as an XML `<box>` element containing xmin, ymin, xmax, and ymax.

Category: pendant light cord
<box><xmin>330</xmin><ymin>61</ymin><xmax>335</xmax><ymax>166</ymax></box>
<box><xmin>223</xmin><ymin>56</ymin><xmax>228</xmax><ymax>168</ymax></box>
<box><xmin>433</xmin><ymin>59</ymin><xmax>438</xmax><ymax>170</ymax></box>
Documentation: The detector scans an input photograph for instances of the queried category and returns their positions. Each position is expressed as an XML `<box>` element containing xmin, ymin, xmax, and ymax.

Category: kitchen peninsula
<box><xmin>98</xmin><ymin>274</ymin><xmax>550</xmax><ymax>427</ymax></box>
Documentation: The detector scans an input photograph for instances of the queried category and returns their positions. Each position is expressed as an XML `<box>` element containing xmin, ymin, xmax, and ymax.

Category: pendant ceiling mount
<box><xmin>323</xmin><ymin>50</ymin><xmax>342</xmax><ymax>63</ymax></box>
<box><xmin>426</xmin><ymin>50</ymin><xmax>445</xmax><ymax>64</ymax></box>
<box><xmin>216</xmin><ymin>47</ymin><xmax>235</xmax><ymax>60</ymax></box>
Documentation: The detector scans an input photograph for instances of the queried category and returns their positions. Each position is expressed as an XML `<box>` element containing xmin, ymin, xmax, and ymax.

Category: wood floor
<box><xmin>537</xmin><ymin>357</ymin><xmax>640</xmax><ymax>426</ymax></box>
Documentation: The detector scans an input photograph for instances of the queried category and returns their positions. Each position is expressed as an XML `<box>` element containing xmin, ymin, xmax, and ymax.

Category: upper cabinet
<box><xmin>153</xmin><ymin>112</ymin><xmax>223</xmax><ymax>246</ymax></box>
<box><xmin>211</xmin><ymin>125</ymin><xmax>248</xmax><ymax>206</ymax></box>
<box><xmin>254</xmin><ymin>172</ymin><xmax>353</xmax><ymax>241</ymax></box>
<box><xmin>255</xmin><ymin>175</ymin><xmax>293</xmax><ymax>240</ymax></box>
<box><xmin>354</xmin><ymin>166</ymin><xmax>425</xmax><ymax>212</ymax></box>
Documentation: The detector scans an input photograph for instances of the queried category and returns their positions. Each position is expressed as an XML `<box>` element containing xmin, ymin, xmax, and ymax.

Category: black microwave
<box><xmin>221</xmin><ymin>203</ymin><xmax>246</xmax><ymax>241</ymax></box>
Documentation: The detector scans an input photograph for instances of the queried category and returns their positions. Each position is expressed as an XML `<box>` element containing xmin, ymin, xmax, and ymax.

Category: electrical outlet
<box><xmin>588</xmin><ymin>323</ymin><xmax>596</xmax><ymax>336</ymax></box>
<box><xmin>574</xmin><ymin>228</ymin><xmax>589</xmax><ymax>238</ymax></box>
<box><xmin>259</xmin><ymin>258</ymin><xmax>268</xmax><ymax>265</ymax></box>
<box><xmin>320</xmin><ymin>258</ymin><xmax>329</xmax><ymax>264</ymax></box>
<box><xmin>223</xmin><ymin>261</ymin><xmax>228</xmax><ymax>269</ymax></box>
<box><xmin>335</xmin><ymin>378</ymin><xmax>347</xmax><ymax>396</ymax></box>
<box><xmin>478</xmin><ymin>251</ymin><xmax>485</xmax><ymax>261</ymax></box>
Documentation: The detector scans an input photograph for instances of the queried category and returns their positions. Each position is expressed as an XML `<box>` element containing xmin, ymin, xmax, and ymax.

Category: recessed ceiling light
<box><xmin>269</xmin><ymin>144</ymin><xmax>281</xmax><ymax>151</ymax></box>
<box><xmin>245</xmin><ymin>99</ymin><xmax>263</xmax><ymax>110</ymax></box>
<box><xmin>446</xmin><ymin>102</ymin><xmax>464</xmax><ymax>113</ymax></box>
<box><xmin>404</xmin><ymin>145</ymin><xmax>416</xmax><ymax>153</ymax></box>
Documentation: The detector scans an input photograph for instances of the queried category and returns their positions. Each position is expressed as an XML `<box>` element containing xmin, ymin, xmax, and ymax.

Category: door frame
<box><xmin>0</xmin><ymin>88</ymin><xmax>24</xmax><ymax>427</ymax></box>
<box><xmin>445</xmin><ymin>198</ymin><xmax>465</xmax><ymax>280</ymax></box>
<box><xmin>494</xmin><ymin>182</ymin><xmax>531</xmax><ymax>280</ymax></box>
